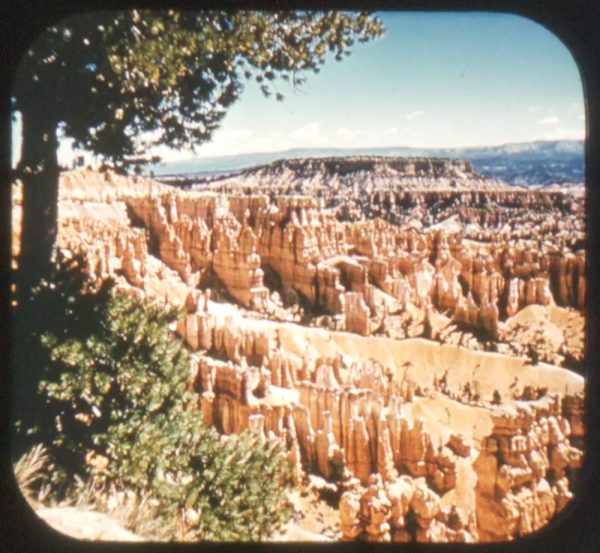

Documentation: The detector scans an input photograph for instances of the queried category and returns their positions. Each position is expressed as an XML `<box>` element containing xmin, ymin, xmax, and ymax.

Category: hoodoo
<box><xmin>12</xmin><ymin>156</ymin><xmax>585</xmax><ymax>542</ymax></box>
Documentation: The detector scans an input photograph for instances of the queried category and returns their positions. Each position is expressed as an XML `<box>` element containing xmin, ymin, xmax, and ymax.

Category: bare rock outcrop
<box><xmin>340</xmin><ymin>473</ymin><xmax>476</xmax><ymax>543</ymax></box>
<box><xmin>13</xmin><ymin>165</ymin><xmax>585</xmax><ymax>544</ymax></box>
<box><xmin>473</xmin><ymin>396</ymin><xmax>583</xmax><ymax>541</ymax></box>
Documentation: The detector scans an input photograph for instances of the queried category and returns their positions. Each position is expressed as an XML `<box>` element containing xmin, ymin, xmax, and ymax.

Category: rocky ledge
<box><xmin>12</xmin><ymin>160</ymin><xmax>585</xmax><ymax>543</ymax></box>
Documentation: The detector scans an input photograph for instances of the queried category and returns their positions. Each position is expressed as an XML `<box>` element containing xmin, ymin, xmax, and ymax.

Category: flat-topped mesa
<box><xmin>198</xmin><ymin>156</ymin><xmax>503</xmax><ymax>194</ymax></box>
<box><xmin>256</xmin><ymin>156</ymin><xmax>482</xmax><ymax>179</ymax></box>
<box><xmin>17</xmin><ymin>166</ymin><xmax>586</xmax><ymax>544</ymax></box>
<box><xmin>51</xmin><ymin>172</ymin><xmax>585</xmax><ymax>357</ymax></box>
<box><xmin>50</xmin><ymin>183</ymin><xmax>585</xmax><ymax>374</ymax></box>
<box><xmin>188</xmin><ymin>156</ymin><xmax>582</xmax><ymax>234</ymax></box>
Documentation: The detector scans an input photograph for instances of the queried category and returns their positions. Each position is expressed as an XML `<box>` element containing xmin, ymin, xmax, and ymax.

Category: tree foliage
<box><xmin>13</xmin><ymin>10</ymin><xmax>384</xmax><ymax>163</ymax></box>
<box><xmin>11</xmin><ymin>253</ymin><xmax>115</xmax><ymax>448</ymax></box>
<box><xmin>10</xmin><ymin>13</ymin><xmax>384</xmax><ymax>538</ymax></box>
<box><xmin>38</xmin><ymin>283</ymin><xmax>294</xmax><ymax>540</ymax></box>
<box><xmin>11</xmin><ymin>9</ymin><xmax>384</xmax><ymax>300</ymax></box>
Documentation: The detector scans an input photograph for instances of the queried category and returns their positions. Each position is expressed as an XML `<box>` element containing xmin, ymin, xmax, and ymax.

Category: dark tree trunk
<box><xmin>12</xmin><ymin>105</ymin><xmax>59</xmax><ymax>454</ymax></box>
<box><xmin>16</xmin><ymin>106</ymin><xmax>59</xmax><ymax>305</ymax></box>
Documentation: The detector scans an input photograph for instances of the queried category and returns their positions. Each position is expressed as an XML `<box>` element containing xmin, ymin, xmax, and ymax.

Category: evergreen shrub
<box><xmin>38</xmin><ymin>285</ymin><xmax>293</xmax><ymax>540</ymax></box>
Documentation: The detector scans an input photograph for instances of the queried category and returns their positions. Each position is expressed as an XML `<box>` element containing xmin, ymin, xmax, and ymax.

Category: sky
<box><xmin>12</xmin><ymin>11</ymin><xmax>586</xmax><ymax>166</ymax></box>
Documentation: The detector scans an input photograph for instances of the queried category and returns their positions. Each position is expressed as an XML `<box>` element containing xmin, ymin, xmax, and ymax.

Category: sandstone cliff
<box><xmin>12</xmin><ymin>163</ymin><xmax>585</xmax><ymax>543</ymax></box>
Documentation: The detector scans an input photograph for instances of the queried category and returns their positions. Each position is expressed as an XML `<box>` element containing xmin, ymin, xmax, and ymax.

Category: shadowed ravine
<box><xmin>12</xmin><ymin>158</ymin><xmax>585</xmax><ymax>542</ymax></box>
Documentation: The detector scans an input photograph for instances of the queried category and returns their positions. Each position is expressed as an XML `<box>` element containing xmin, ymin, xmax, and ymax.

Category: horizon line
<box><xmin>158</xmin><ymin>137</ymin><xmax>585</xmax><ymax>165</ymax></box>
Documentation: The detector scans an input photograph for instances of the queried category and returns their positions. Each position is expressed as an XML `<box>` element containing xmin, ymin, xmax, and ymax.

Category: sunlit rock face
<box><xmin>13</xmin><ymin>159</ymin><xmax>584</xmax><ymax>543</ymax></box>
<box><xmin>473</xmin><ymin>396</ymin><xmax>583</xmax><ymax>541</ymax></box>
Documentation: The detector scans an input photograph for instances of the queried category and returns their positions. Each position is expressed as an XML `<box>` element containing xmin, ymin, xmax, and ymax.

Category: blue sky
<box><xmin>12</xmin><ymin>11</ymin><xmax>586</xmax><ymax>166</ymax></box>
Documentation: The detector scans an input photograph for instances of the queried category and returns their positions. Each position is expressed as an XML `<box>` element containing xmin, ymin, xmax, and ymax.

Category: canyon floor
<box><xmin>12</xmin><ymin>156</ymin><xmax>585</xmax><ymax>542</ymax></box>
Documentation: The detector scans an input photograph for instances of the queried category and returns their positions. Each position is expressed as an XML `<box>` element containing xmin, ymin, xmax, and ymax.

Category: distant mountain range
<box><xmin>147</xmin><ymin>139</ymin><xmax>584</xmax><ymax>186</ymax></box>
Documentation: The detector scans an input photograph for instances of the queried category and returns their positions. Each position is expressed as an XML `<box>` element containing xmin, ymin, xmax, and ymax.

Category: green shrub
<box><xmin>38</xmin><ymin>289</ymin><xmax>293</xmax><ymax>540</ymax></box>
<box><xmin>12</xmin><ymin>253</ymin><xmax>114</xmax><ymax>452</ymax></box>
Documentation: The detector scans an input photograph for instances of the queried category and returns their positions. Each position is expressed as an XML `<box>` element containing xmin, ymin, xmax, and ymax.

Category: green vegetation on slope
<box><xmin>14</xmin><ymin>258</ymin><xmax>294</xmax><ymax>540</ymax></box>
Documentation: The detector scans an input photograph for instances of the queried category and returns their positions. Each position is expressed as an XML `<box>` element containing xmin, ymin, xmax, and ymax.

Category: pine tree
<box><xmin>38</xmin><ymin>279</ymin><xmax>294</xmax><ymax>540</ymax></box>
<box><xmin>12</xmin><ymin>10</ymin><xmax>384</xmax><ymax>294</ymax></box>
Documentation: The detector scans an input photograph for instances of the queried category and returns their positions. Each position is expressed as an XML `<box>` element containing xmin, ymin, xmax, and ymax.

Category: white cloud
<box><xmin>229</xmin><ymin>128</ymin><xmax>254</xmax><ymax>139</ymax></box>
<box><xmin>534</xmin><ymin>127</ymin><xmax>585</xmax><ymax>141</ymax></box>
<box><xmin>527</xmin><ymin>105</ymin><xmax>541</xmax><ymax>113</ymax></box>
<box><xmin>536</xmin><ymin>115</ymin><xmax>560</xmax><ymax>126</ymax></box>
<box><xmin>290</xmin><ymin>122</ymin><xmax>320</xmax><ymax>140</ymax></box>
<box><xmin>336</xmin><ymin>127</ymin><xmax>357</xmax><ymax>138</ymax></box>
<box><xmin>384</xmin><ymin>127</ymin><xmax>399</xmax><ymax>135</ymax></box>
<box><xmin>405</xmin><ymin>110</ymin><xmax>424</xmax><ymax>121</ymax></box>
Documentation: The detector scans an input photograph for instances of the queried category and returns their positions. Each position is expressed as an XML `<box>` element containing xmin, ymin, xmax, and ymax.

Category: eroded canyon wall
<box><xmin>11</xmin><ymin>163</ymin><xmax>585</xmax><ymax>543</ymax></box>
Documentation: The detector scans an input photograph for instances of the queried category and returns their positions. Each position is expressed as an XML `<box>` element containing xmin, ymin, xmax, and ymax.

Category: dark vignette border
<box><xmin>0</xmin><ymin>1</ymin><xmax>598</xmax><ymax>553</ymax></box>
